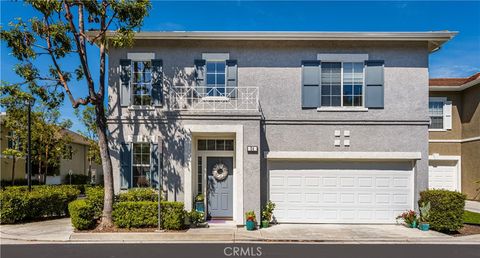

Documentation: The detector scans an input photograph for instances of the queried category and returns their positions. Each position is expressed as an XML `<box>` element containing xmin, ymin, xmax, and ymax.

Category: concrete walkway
<box><xmin>466</xmin><ymin>200</ymin><xmax>480</xmax><ymax>213</ymax></box>
<box><xmin>1</xmin><ymin>218</ymin><xmax>479</xmax><ymax>244</ymax></box>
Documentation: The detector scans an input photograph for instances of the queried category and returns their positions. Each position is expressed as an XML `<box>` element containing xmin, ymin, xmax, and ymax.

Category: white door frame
<box><xmin>183</xmin><ymin>124</ymin><xmax>244</xmax><ymax>224</ymax></box>
<box><xmin>428</xmin><ymin>154</ymin><xmax>462</xmax><ymax>191</ymax></box>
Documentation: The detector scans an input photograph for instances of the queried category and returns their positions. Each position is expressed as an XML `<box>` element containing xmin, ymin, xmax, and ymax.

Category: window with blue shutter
<box><xmin>365</xmin><ymin>60</ymin><xmax>385</xmax><ymax>109</ymax></box>
<box><xmin>302</xmin><ymin>60</ymin><xmax>321</xmax><ymax>108</ymax></box>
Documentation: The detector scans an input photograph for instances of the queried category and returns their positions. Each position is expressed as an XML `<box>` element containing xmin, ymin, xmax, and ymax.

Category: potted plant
<box><xmin>396</xmin><ymin>210</ymin><xmax>418</xmax><ymax>228</ymax></box>
<box><xmin>195</xmin><ymin>194</ymin><xmax>205</xmax><ymax>213</ymax></box>
<box><xmin>261</xmin><ymin>200</ymin><xmax>276</xmax><ymax>228</ymax></box>
<box><xmin>245</xmin><ymin>211</ymin><xmax>257</xmax><ymax>231</ymax></box>
<box><xmin>188</xmin><ymin>210</ymin><xmax>207</xmax><ymax>228</ymax></box>
<box><xmin>418</xmin><ymin>201</ymin><xmax>431</xmax><ymax>231</ymax></box>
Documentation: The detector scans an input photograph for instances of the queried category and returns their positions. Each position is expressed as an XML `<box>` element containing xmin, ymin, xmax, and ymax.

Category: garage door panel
<box><xmin>269</xmin><ymin>163</ymin><xmax>413</xmax><ymax>224</ymax></box>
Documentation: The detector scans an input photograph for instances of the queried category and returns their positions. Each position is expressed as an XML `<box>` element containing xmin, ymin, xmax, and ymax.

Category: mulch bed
<box><xmin>450</xmin><ymin>224</ymin><xmax>480</xmax><ymax>237</ymax></box>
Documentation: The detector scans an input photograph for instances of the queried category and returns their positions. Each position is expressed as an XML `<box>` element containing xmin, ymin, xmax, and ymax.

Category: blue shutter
<box><xmin>226</xmin><ymin>60</ymin><xmax>237</xmax><ymax>97</ymax></box>
<box><xmin>302</xmin><ymin>60</ymin><xmax>321</xmax><ymax>108</ymax></box>
<box><xmin>120</xmin><ymin>143</ymin><xmax>131</xmax><ymax>189</ymax></box>
<box><xmin>151</xmin><ymin>59</ymin><xmax>163</xmax><ymax>106</ymax></box>
<box><xmin>120</xmin><ymin>59</ymin><xmax>132</xmax><ymax>107</ymax></box>
<box><xmin>150</xmin><ymin>142</ymin><xmax>160</xmax><ymax>189</ymax></box>
<box><xmin>365</xmin><ymin>60</ymin><xmax>385</xmax><ymax>109</ymax></box>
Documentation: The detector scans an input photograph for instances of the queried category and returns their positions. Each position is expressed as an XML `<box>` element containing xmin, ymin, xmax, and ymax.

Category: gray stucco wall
<box><xmin>107</xmin><ymin>39</ymin><xmax>430</xmax><ymax>219</ymax></box>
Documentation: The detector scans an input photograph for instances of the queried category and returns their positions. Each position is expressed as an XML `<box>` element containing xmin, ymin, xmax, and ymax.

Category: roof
<box><xmin>87</xmin><ymin>30</ymin><xmax>457</xmax><ymax>52</ymax></box>
<box><xmin>61</xmin><ymin>129</ymin><xmax>91</xmax><ymax>146</ymax></box>
<box><xmin>429</xmin><ymin>72</ymin><xmax>480</xmax><ymax>91</ymax></box>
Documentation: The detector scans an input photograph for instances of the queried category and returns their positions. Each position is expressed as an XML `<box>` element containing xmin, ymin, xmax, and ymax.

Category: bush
<box><xmin>0</xmin><ymin>179</ymin><xmax>41</xmax><ymax>188</ymax></box>
<box><xmin>0</xmin><ymin>185</ymin><xmax>80</xmax><ymax>224</ymax></box>
<box><xmin>418</xmin><ymin>189</ymin><xmax>466</xmax><ymax>232</ymax></box>
<box><xmin>68</xmin><ymin>200</ymin><xmax>96</xmax><ymax>230</ymax></box>
<box><xmin>112</xmin><ymin>201</ymin><xmax>185</xmax><ymax>230</ymax></box>
<box><xmin>64</xmin><ymin>174</ymin><xmax>90</xmax><ymax>185</ymax></box>
<box><xmin>85</xmin><ymin>186</ymin><xmax>104</xmax><ymax>219</ymax></box>
<box><xmin>117</xmin><ymin>188</ymin><xmax>159</xmax><ymax>202</ymax></box>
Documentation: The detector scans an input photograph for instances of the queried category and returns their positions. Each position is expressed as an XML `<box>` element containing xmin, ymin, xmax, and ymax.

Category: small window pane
<box><xmin>331</xmin><ymin>85</ymin><xmax>341</xmax><ymax>96</ymax></box>
<box><xmin>321</xmin><ymin>96</ymin><xmax>331</xmax><ymax>106</ymax></box>
<box><xmin>332</xmin><ymin>96</ymin><xmax>341</xmax><ymax>106</ymax></box>
<box><xmin>216</xmin><ymin>74</ymin><xmax>225</xmax><ymax>85</ymax></box>
<box><xmin>207</xmin><ymin>74</ymin><xmax>216</xmax><ymax>85</ymax></box>
<box><xmin>216</xmin><ymin>140</ymin><xmax>225</xmax><ymax>150</ymax></box>
<box><xmin>225</xmin><ymin>140</ymin><xmax>234</xmax><ymax>151</ymax></box>
<box><xmin>354</xmin><ymin>85</ymin><xmax>362</xmax><ymax>95</ymax></box>
<box><xmin>430</xmin><ymin>117</ymin><xmax>444</xmax><ymax>129</ymax></box>
<box><xmin>207</xmin><ymin>62</ymin><xmax>216</xmax><ymax>72</ymax></box>
<box><xmin>354</xmin><ymin>96</ymin><xmax>362</xmax><ymax>106</ymax></box>
<box><xmin>343</xmin><ymin>85</ymin><xmax>353</xmax><ymax>95</ymax></box>
<box><xmin>198</xmin><ymin>140</ymin><xmax>206</xmax><ymax>150</ymax></box>
<box><xmin>321</xmin><ymin>85</ymin><xmax>331</xmax><ymax>95</ymax></box>
<box><xmin>343</xmin><ymin>96</ymin><xmax>353</xmax><ymax>106</ymax></box>
<box><xmin>207</xmin><ymin>140</ymin><xmax>216</xmax><ymax>150</ymax></box>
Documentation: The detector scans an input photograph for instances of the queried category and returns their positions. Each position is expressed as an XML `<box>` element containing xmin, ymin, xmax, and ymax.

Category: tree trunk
<box><xmin>11</xmin><ymin>157</ymin><xmax>16</xmax><ymax>186</ymax></box>
<box><xmin>95</xmin><ymin>102</ymin><xmax>114</xmax><ymax>228</ymax></box>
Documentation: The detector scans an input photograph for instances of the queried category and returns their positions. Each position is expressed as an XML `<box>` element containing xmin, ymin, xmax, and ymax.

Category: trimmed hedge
<box><xmin>117</xmin><ymin>188</ymin><xmax>159</xmax><ymax>202</ymax></box>
<box><xmin>418</xmin><ymin>189</ymin><xmax>466</xmax><ymax>232</ymax></box>
<box><xmin>112</xmin><ymin>201</ymin><xmax>185</xmax><ymax>230</ymax></box>
<box><xmin>0</xmin><ymin>185</ymin><xmax>80</xmax><ymax>224</ymax></box>
<box><xmin>0</xmin><ymin>179</ymin><xmax>40</xmax><ymax>188</ymax></box>
<box><xmin>68</xmin><ymin>200</ymin><xmax>96</xmax><ymax>230</ymax></box>
<box><xmin>85</xmin><ymin>186</ymin><xmax>104</xmax><ymax>219</ymax></box>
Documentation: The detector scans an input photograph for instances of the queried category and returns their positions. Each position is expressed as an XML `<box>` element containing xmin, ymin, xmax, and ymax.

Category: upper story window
<box><xmin>197</xmin><ymin>139</ymin><xmax>234</xmax><ymax>151</ymax></box>
<box><xmin>206</xmin><ymin>60</ymin><xmax>226</xmax><ymax>96</ymax></box>
<box><xmin>429</xmin><ymin>97</ymin><xmax>452</xmax><ymax>131</ymax></box>
<box><xmin>132</xmin><ymin>142</ymin><xmax>151</xmax><ymax>187</ymax></box>
<box><xmin>7</xmin><ymin>131</ymin><xmax>20</xmax><ymax>150</ymax></box>
<box><xmin>132</xmin><ymin>61</ymin><xmax>152</xmax><ymax>106</ymax></box>
<box><xmin>321</xmin><ymin>62</ymin><xmax>364</xmax><ymax>107</ymax></box>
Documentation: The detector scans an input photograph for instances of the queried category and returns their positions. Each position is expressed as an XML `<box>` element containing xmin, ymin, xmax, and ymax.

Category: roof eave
<box><xmin>429</xmin><ymin>78</ymin><xmax>480</xmax><ymax>91</ymax></box>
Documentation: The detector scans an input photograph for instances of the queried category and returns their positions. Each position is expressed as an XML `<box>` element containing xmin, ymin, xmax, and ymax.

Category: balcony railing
<box><xmin>169</xmin><ymin>86</ymin><xmax>259</xmax><ymax>111</ymax></box>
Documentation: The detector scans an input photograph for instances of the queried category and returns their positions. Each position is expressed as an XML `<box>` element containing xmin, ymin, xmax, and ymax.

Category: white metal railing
<box><xmin>169</xmin><ymin>86</ymin><xmax>259</xmax><ymax>111</ymax></box>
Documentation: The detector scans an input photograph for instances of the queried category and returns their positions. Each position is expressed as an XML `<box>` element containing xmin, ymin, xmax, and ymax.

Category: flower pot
<box><xmin>419</xmin><ymin>223</ymin><xmax>430</xmax><ymax>231</ymax></box>
<box><xmin>195</xmin><ymin>202</ymin><xmax>205</xmax><ymax>213</ymax></box>
<box><xmin>246</xmin><ymin>220</ymin><xmax>256</xmax><ymax>231</ymax></box>
<box><xmin>410</xmin><ymin>221</ymin><xmax>417</xmax><ymax>228</ymax></box>
<box><xmin>261</xmin><ymin>220</ymin><xmax>269</xmax><ymax>228</ymax></box>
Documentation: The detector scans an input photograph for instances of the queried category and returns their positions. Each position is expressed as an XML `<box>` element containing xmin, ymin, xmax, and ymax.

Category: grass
<box><xmin>463</xmin><ymin>210</ymin><xmax>480</xmax><ymax>225</ymax></box>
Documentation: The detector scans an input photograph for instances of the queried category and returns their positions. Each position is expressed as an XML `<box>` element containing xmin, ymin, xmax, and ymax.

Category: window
<box><xmin>321</xmin><ymin>62</ymin><xmax>364</xmax><ymax>107</ymax></box>
<box><xmin>7</xmin><ymin>131</ymin><xmax>20</xmax><ymax>150</ymax></box>
<box><xmin>63</xmin><ymin>145</ymin><xmax>73</xmax><ymax>160</ymax></box>
<box><xmin>206</xmin><ymin>61</ymin><xmax>226</xmax><ymax>96</ymax></box>
<box><xmin>429</xmin><ymin>99</ymin><xmax>444</xmax><ymax>129</ymax></box>
<box><xmin>197</xmin><ymin>156</ymin><xmax>202</xmax><ymax>195</ymax></box>
<box><xmin>197</xmin><ymin>139</ymin><xmax>234</xmax><ymax>151</ymax></box>
<box><xmin>132</xmin><ymin>61</ymin><xmax>152</xmax><ymax>106</ymax></box>
<box><xmin>132</xmin><ymin>143</ymin><xmax>151</xmax><ymax>187</ymax></box>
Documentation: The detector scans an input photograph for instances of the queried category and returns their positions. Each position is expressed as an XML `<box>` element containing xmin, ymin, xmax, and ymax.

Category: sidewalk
<box><xmin>1</xmin><ymin>218</ymin><xmax>480</xmax><ymax>244</ymax></box>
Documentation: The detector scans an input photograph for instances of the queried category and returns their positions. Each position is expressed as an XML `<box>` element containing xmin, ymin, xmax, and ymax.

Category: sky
<box><xmin>1</xmin><ymin>1</ymin><xmax>479</xmax><ymax>133</ymax></box>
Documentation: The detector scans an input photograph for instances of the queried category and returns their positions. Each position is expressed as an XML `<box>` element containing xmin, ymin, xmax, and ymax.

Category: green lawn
<box><xmin>464</xmin><ymin>210</ymin><xmax>480</xmax><ymax>225</ymax></box>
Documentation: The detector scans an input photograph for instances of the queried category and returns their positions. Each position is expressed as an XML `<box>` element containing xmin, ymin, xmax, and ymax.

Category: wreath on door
<box><xmin>212</xmin><ymin>163</ymin><xmax>229</xmax><ymax>181</ymax></box>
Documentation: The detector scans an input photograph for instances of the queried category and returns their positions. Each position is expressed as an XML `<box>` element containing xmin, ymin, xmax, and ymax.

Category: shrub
<box><xmin>188</xmin><ymin>210</ymin><xmax>205</xmax><ymax>226</ymax></box>
<box><xmin>112</xmin><ymin>201</ymin><xmax>185</xmax><ymax>230</ymax></box>
<box><xmin>85</xmin><ymin>186</ymin><xmax>104</xmax><ymax>218</ymax></box>
<box><xmin>0</xmin><ymin>179</ymin><xmax>41</xmax><ymax>188</ymax></box>
<box><xmin>68</xmin><ymin>200</ymin><xmax>96</xmax><ymax>230</ymax></box>
<box><xmin>418</xmin><ymin>189</ymin><xmax>466</xmax><ymax>232</ymax></box>
<box><xmin>64</xmin><ymin>174</ymin><xmax>90</xmax><ymax>185</ymax></box>
<box><xmin>0</xmin><ymin>185</ymin><xmax>80</xmax><ymax>224</ymax></box>
<box><xmin>117</xmin><ymin>188</ymin><xmax>159</xmax><ymax>202</ymax></box>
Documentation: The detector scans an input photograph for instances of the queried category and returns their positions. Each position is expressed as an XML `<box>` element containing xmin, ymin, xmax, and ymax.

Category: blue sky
<box><xmin>1</xmin><ymin>1</ymin><xmax>479</xmax><ymax>132</ymax></box>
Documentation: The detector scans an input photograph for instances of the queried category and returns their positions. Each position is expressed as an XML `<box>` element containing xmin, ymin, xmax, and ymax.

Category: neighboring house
<box><xmin>101</xmin><ymin>31</ymin><xmax>456</xmax><ymax>224</ymax></box>
<box><xmin>0</xmin><ymin>113</ymin><xmax>103</xmax><ymax>184</ymax></box>
<box><xmin>428</xmin><ymin>73</ymin><xmax>480</xmax><ymax>200</ymax></box>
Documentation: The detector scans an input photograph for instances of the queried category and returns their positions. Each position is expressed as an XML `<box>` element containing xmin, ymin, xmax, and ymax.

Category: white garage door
<box><xmin>429</xmin><ymin>160</ymin><xmax>459</xmax><ymax>191</ymax></box>
<box><xmin>269</xmin><ymin>161</ymin><xmax>414</xmax><ymax>224</ymax></box>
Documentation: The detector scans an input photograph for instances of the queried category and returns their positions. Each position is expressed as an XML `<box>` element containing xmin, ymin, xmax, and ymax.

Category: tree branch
<box><xmin>63</xmin><ymin>1</ymin><xmax>96</xmax><ymax>100</ymax></box>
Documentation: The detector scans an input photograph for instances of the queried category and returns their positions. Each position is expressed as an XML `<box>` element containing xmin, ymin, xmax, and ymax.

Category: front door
<box><xmin>207</xmin><ymin>156</ymin><xmax>233</xmax><ymax>218</ymax></box>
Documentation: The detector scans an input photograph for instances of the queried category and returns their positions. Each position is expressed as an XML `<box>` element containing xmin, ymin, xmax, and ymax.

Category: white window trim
<box><xmin>131</xmin><ymin>142</ymin><xmax>151</xmax><ymax>188</ymax></box>
<box><xmin>128</xmin><ymin>53</ymin><xmax>156</xmax><ymax>108</ymax></box>
<box><xmin>317</xmin><ymin>53</ymin><xmax>368</xmax><ymax>63</ymax></box>
<box><xmin>316</xmin><ymin>60</ymin><xmax>366</xmax><ymax>110</ymax></box>
<box><xmin>428</xmin><ymin>97</ymin><xmax>448</xmax><ymax>131</ymax></box>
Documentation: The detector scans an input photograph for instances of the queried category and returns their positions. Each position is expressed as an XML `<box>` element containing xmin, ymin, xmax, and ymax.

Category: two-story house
<box><xmin>428</xmin><ymin>73</ymin><xmax>480</xmax><ymax>200</ymax></box>
<box><xmin>102</xmin><ymin>31</ymin><xmax>456</xmax><ymax>225</ymax></box>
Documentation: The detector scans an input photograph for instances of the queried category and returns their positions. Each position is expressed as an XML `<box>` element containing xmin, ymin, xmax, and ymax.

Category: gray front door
<box><xmin>207</xmin><ymin>157</ymin><xmax>233</xmax><ymax>218</ymax></box>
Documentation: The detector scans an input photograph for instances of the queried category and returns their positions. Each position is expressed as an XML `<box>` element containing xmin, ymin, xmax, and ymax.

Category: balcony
<box><xmin>169</xmin><ymin>86</ymin><xmax>259</xmax><ymax>111</ymax></box>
